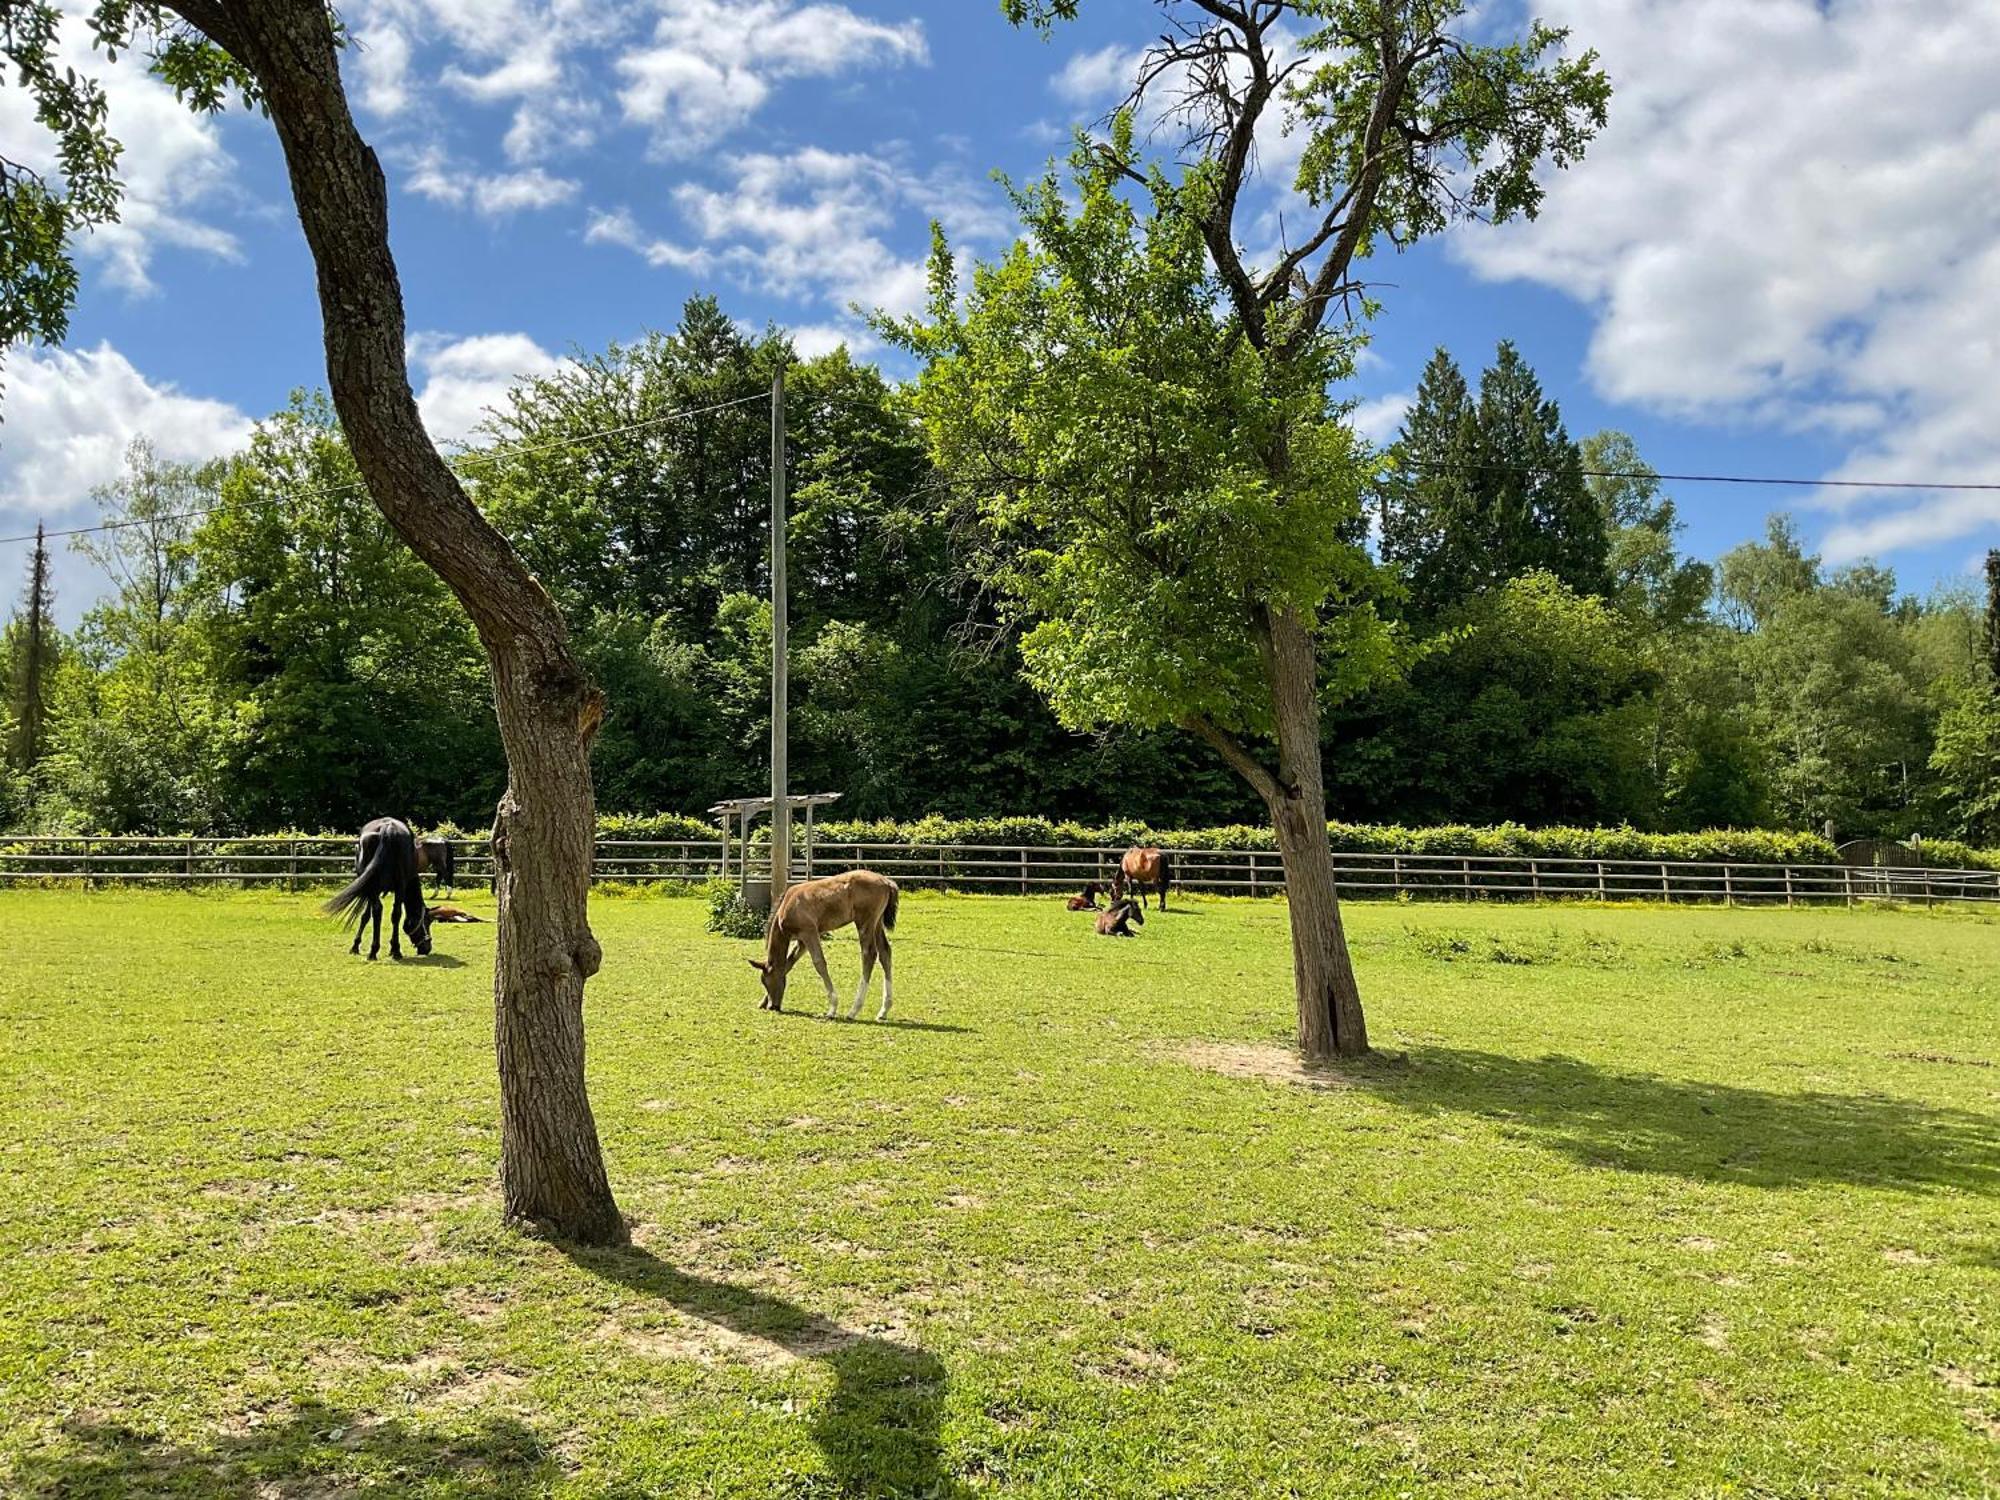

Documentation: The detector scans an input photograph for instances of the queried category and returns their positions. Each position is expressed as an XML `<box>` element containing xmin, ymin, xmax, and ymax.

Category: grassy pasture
<box><xmin>0</xmin><ymin>889</ymin><xmax>1996</xmax><ymax>1497</ymax></box>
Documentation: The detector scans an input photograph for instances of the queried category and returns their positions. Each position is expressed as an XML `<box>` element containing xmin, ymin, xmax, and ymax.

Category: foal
<box><xmin>749</xmin><ymin>870</ymin><xmax>899</xmax><ymax>1020</ymax></box>
<box><xmin>1096</xmin><ymin>897</ymin><xmax>1145</xmax><ymax>937</ymax></box>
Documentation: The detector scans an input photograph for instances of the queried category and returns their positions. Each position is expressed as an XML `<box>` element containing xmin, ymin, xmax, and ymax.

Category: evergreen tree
<box><xmin>8</xmin><ymin>524</ymin><xmax>56</xmax><ymax>773</ymax></box>
<box><xmin>1986</xmin><ymin>548</ymin><xmax>1999</xmax><ymax>686</ymax></box>
<box><xmin>1380</xmin><ymin>342</ymin><xmax>1609</xmax><ymax>618</ymax></box>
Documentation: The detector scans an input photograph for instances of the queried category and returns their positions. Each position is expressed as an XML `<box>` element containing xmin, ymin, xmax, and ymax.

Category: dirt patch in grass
<box><xmin>1172</xmin><ymin>1042</ymin><xmax>1354</xmax><ymax>1092</ymax></box>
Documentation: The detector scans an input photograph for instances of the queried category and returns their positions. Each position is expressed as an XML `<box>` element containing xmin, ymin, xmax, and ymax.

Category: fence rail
<box><xmin>1</xmin><ymin>836</ymin><xmax>1995</xmax><ymax>907</ymax></box>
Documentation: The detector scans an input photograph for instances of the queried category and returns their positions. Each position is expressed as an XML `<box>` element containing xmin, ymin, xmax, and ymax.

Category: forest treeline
<box><xmin>4</xmin><ymin>298</ymin><xmax>1998</xmax><ymax>845</ymax></box>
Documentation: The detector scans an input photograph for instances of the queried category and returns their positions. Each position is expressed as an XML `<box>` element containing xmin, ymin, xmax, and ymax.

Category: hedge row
<box><xmin>803</xmin><ymin>816</ymin><xmax>2000</xmax><ymax>871</ymax></box>
<box><xmin>6</xmin><ymin>816</ymin><xmax>1996</xmax><ymax>872</ymax></box>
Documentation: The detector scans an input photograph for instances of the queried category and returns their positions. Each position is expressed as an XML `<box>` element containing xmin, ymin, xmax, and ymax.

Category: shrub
<box><xmin>700</xmin><ymin>879</ymin><xmax>767</xmax><ymax>939</ymax></box>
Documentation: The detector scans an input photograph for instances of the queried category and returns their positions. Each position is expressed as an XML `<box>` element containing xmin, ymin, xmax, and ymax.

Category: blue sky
<box><xmin>6</xmin><ymin>0</ymin><xmax>1998</xmax><ymax>618</ymax></box>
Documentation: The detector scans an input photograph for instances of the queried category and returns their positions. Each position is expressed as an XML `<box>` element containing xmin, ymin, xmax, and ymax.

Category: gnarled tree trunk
<box><xmin>171</xmin><ymin>0</ymin><xmax>626</xmax><ymax>1244</ymax></box>
<box><xmin>1188</xmin><ymin>606</ymin><xmax>1368</xmax><ymax>1061</ymax></box>
<box><xmin>1263</xmin><ymin>606</ymin><xmax>1367</xmax><ymax>1059</ymax></box>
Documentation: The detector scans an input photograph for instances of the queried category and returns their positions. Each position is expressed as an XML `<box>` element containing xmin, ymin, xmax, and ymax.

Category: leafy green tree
<box><xmin>904</xmin><ymin>0</ymin><xmax>1607</xmax><ymax>1057</ymax></box>
<box><xmin>1331</xmin><ymin>573</ymin><xmax>1653</xmax><ymax>825</ymax></box>
<box><xmin>1717</xmin><ymin>515</ymin><xmax>1819</xmax><ymax>630</ymax></box>
<box><xmin>1740</xmin><ymin>588</ymin><xmax>1929</xmax><ymax>834</ymax></box>
<box><xmin>191</xmin><ymin>394</ymin><xmax>499</xmax><ymax>831</ymax></box>
<box><xmin>38</xmin><ymin>441</ymin><xmax>228</xmax><ymax>831</ymax></box>
<box><xmin>1580</xmin><ymin>431</ymin><xmax>1712</xmax><ymax>634</ymax></box>
<box><xmin>1930</xmin><ymin>682</ymin><xmax>2000</xmax><ymax>844</ymax></box>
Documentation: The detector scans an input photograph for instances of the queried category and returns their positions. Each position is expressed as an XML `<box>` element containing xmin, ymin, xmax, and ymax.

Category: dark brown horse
<box><xmin>324</xmin><ymin>817</ymin><xmax>433</xmax><ymax>960</ymax></box>
<box><xmin>1111</xmin><ymin>847</ymin><xmax>1173</xmax><ymax>911</ymax></box>
<box><xmin>1096</xmin><ymin>897</ymin><xmax>1145</xmax><ymax>937</ymax></box>
<box><xmin>415</xmin><ymin>836</ymin><xmax>457</xmax><ymax>895</ymax></box>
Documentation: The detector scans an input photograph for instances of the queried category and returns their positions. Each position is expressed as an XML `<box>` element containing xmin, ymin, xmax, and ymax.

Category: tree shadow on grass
<box><xmin>566</xmin><ymin>1243</ymin><xmax>962</xmax><ymax>1498</ymax></box>
<box><xmin>11</xmin><ymin>1399</ymin><xmax>552</xmax><ymax>1498</ymax></box>
<box><xmin>1346</xmin><ymin>1046</ymin><xmax>2000</xmax><ymax>1194</ymax></box>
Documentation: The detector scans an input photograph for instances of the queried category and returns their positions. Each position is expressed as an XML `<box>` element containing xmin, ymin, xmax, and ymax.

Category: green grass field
<box><xmin>1</xmin><ymin>889</ymin><xmax>1996</xmax><ymax>1498</ymax></box>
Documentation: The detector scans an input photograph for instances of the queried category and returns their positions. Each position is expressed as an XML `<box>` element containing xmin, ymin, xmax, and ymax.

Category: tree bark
<box><xmin>1263</xmin><ymin>606</ymin><xmax>1368</xmax><ymax>1059</ymax></box>
<box><xmin>176</xmin><ymin>1</ymin><xmax>626</xmax><ymax>1245</ymax></box>
<box><xmin>1187</xmin><ymin>608</ymin><xmax>1369</xmax><ymax>1061</ymax></box>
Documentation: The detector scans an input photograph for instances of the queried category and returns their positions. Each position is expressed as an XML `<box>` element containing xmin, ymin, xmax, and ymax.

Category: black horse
<box><xmin>324</xmin><ymin>817</ymin><xmax>433</xmax><ymax>960</ymax></box>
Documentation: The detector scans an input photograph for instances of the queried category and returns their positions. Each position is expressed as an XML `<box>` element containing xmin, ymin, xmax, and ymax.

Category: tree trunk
<box><xmin>180</xmin><ymin>1</ymin><xmax>626</xmax><ymax>1245</ymax></box>
<box><xmin>1264</xmin><ymin>606</ymin><xmax>1369</xmax><ymax>1060</ymax></box>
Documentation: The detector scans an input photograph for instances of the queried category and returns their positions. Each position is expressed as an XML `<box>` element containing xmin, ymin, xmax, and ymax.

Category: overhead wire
<box><xmin>0</xmin><ymin>389</ymin><xmax>774</xmax><ymax>550</ymax></box>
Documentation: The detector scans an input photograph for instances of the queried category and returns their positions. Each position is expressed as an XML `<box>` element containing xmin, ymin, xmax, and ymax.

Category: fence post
<box><xmin>1392</xmin><ymin>855</ymin><xmax>1403</xmax><ymax>898</ymax></box>
<box><xmin>1659</xmin><ymin>862</ymin><xmax>1671</xmax><ymax>904</ymax></box>
<box><xmin>1596</xmin><ymin>861</ymin><xmax>1606</xmax><ymax>901</ymax></box>
<box><xmin>1461</xmin><ymin>858</ymin><xmax>1472</xmax><ymax>901</ymax></box>
<box><xmin>1723</xmin><ymin>865</ymin><xmax>1734</xmax><ymax>907</ymax></box>
<box><xmin>185</xmin><ymin>839</ymin><xmax>195</xmax><ymax>890</ymax></box>
<box><xmin>1843</xmin><ymin>865</ymin><xmax>1854</xmax><ymax>908</ymax></box>
<box><xmin>82</xmin><ymin>837</ymin><xmax>93</xmax><ymax>890</ymax></box>
<box><xmin>1020</xmin><ymin>848</ymin><xmax>1029</xmax><ymax>896</ymax></box>
<box><xmin>1783</xmin><ymin>867</ymin><xmax>1795</xmax><ymax>908</ymax></box>
<box><xmin>1250</xmin><ymin>851</ymin><xmax>1260</xmax><ymax>899</ymax></box>
<box><xmin>1530</xmin><ymin>859</ymin><xmax>1542</xmax><ymax>901</ymax></box>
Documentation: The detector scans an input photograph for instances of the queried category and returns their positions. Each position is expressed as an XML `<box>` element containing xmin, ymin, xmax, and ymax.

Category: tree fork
<box><xmin>167</xmin><ymin>0</ymin><xmax>626</xmax><ymax>1244</ymax></box>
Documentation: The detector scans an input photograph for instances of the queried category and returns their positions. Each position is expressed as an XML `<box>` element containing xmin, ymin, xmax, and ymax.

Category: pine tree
<box><xmin>1380</xmin><ymin>342</ymin><xmax>1611</xmax><ymax>619</ymax></box>
<box><xmin>1985</xmin><ymin>548</ymin><xmax>1999</xmax><ymax>687</ymax></box>
<box><xmin>9</xmin><ymin>523</ymin><xmax>56</xmax><ymax>772</ymax></box>
<box><xmin>1379</xmin><ymin>348</ymin><xmax>1482</xmax><ymax>617</ymax></box>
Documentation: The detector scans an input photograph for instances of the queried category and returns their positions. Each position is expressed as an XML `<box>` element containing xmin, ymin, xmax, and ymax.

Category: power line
<box><xmin>1392</xmin><ymin>458</ymin><xmax>2000</xmax><ymax>493</ymax></box>
<box><xmin>0</xmin><ymin>389</ymin><xmax>773</xmax><ymax>551</ymax></box>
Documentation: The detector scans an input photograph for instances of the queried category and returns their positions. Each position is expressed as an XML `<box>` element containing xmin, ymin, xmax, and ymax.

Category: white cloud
<box><xmin>1452</xmin><ymin>0</ymin><xmax>2000</xmax><ymax>561</ymax></box>
<box><xmin>787</xmin><ymin>323</ymin><xmax>880</xmax><ymax>360</ymax></box>
<box><xmin>588</xmin><ymin>147</ymin><xmax>1002</xmax><ymax>324</ymax></box>
<box><xmin>616</xmin><ymin>0</ymin><xmax>928</xmax><ymax>154</ymax></box>
<box><xmin>0</xmin><ymin>11</ymin><xmax>244</xmax><ymax>294</ymax></box>
<box><xmin>354</xmin><ymin>23</ymin><xmax>415</xmax><ymax>117</ymax></box>
<box><xmin>583</xmin><ymin>208</ymin><xmax>710</xmax><ymax>271</ymax></box>
<box><xmin>0</xmin><ymin>343</ymin><xmax>251</xmax><ymax>526</ymax></box>
<box><xmin>1053</xmin><ymin>43</ymin><xmax>1143</xmax><ymax>106</ymax></box>
<box><xmin>408</xmin><ymin>331</ymin><xmax>569</xmax><ymax>446</ymax></box>
<box><xmin>1351</xmin><ymin>393</ymin><xmax>1413</xmax><ymax>448</ymax></box>
<box><xmin>402</xmin><ymin>147</ymin><xmax>580</xmax><ymax>216</ymax></box>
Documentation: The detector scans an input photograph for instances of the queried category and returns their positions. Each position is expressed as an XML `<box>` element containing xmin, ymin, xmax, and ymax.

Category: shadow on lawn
<box><xmin>12</xmin><ymin>1399</ymin><xmax>553</xmax><ymax>1498</ymax></box>
<box><xmin>1353</xmin><ymin>1046</ymin><xmax>2000</xmax><ymax>1194</ymax></box>
<box><xmin>568</xmin><ymin>1244</ymin><xmax>962</xmax><ymax>1498</ymax></box>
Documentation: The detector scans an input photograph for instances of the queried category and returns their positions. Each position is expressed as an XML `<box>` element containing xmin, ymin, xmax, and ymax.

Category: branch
<box><xmin>1182</xmin><ymin>712</ymin><xmax>1280</xmax><ymax>805</ymax></box>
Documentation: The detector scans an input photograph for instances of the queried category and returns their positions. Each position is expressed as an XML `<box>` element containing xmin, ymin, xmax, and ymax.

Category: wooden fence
<box><xmin>1</xmin><ymin>836</ymin><xmax>1995</xmax><ymax>907</ymax></box>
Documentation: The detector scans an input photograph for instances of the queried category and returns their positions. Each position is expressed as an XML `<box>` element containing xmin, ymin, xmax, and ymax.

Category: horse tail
<box><xmin>1158</xmin><ymin>848</ymin><xmax>1173</xmax><ymax>895</ymax></box>
<box><xmin>323</xmin><ymin>840</ymin><xmax>391</xmax><ymax>928</ymax></box>
<box><xmin>882</xmin><ymin>882</ymin><xmax>899</xmax><ymax>933</ymax></box>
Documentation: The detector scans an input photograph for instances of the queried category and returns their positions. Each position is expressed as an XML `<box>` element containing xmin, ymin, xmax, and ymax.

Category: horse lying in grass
<box><xmin>1096</xmin><ymin>897</ymin><xmax>1145</xmax><ymax>937</ymax></box>
<box><xmin>1066</xmin><ymin>882</ymin><xmax>1105</xmax><ymax>911</ymax></box>
<box><xmin>1112</xmin><ymin>846</ymin><xmax>1173</xmax><ymax>911</ymax></box>
<box><xmin>324</xmin><ymin>817</ymin><xmax>432</xmax><ymax>960</ymax></box>
<box><xmin>750</xmin><ymin>870</ymin><xmax>898</xmax><ymax>1020</ymax></box>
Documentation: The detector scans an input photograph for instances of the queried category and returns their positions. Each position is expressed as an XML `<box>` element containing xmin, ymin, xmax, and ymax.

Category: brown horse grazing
<box><xmin>415</xmin><ymin>837</ymin><xmax>456</xmax><ymax>895</ymax></box>
<box><xmin>1096</xmin><ymin>897</ymin><xmax>1145</xmax><ymax>937</ymax></box>
<box><xmin>1066</xmin><ymin>881</ymin><xmax>1105</xmax><ymax>911</ymax></box>
<box><xmin>750</xmin><ymin>870</ymin><xmax>899</xmax><ymax>1020</ymax></box>
<box><xmin>1112</xmin><ymin>846</ymin><xmax>1173</xmax><ymax>911</ymax></box>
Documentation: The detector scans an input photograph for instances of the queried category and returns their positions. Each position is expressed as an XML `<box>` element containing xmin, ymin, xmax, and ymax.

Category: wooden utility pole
<box><xmin>770</xmin><ymin>366</ymin><xmax>790</xmax><ymax>909</ymax></box>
